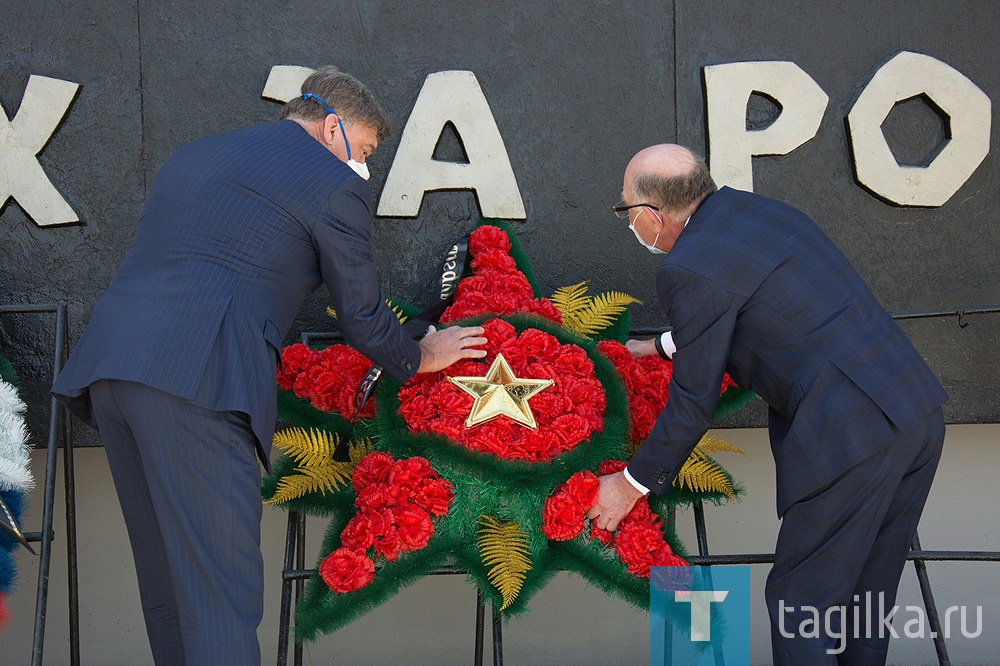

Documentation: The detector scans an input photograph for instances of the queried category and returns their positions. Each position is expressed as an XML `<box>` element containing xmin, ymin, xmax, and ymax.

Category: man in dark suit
<box><xmin>52</xmin><ymin>66</ymin><xmax>486</xmax><ymax>665</ymax></box>
<box><xmin>587</xmin><ymin>144</ymin><xmax>947</xmax><ymax>664</ymax></box>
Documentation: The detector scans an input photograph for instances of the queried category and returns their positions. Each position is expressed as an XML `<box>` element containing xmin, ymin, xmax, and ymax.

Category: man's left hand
<box><xmin>586</xmin><ymin>471</ymin><xmax>645</xmax><ymax>531</ymax></box>
<box><xmin>417</xmin><ymin>325</ymin><xmax>487</xmax><ymax>373</ymax></box>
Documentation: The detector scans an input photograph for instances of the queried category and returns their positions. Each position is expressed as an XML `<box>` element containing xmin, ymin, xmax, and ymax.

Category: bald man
<box><xmin>587</xmin><ymin>145</ymin><xmax>947</xmax><ymax>664</ymax></box>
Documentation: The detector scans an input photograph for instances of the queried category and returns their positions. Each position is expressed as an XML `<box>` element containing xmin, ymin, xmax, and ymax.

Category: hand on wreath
<box><xmin>625</xmin><ymin>338</ymin><xmax>658</xmax><ymax>358</ymax></box>
<box><xmin>586</xmin><ymin>471</ymin><xmax>644</xmax><ymax>532</ymax></box>
<box><xmin>417</xmin><ymin>325</ymin><xmax>487</xmax><ymax>373</ymax></box>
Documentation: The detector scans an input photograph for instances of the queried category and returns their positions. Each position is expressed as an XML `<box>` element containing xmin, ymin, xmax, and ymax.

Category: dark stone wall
<box><xmin>1</xmin><ymin>1</ymin><xmax>996</xmax><ymax>443</ymax></box>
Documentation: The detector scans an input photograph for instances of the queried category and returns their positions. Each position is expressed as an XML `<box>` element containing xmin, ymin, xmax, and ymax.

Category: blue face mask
<box><xmin>301</xmin><ymin>93</ymin><xmax>370</xmax><ymax>180</ymax></box>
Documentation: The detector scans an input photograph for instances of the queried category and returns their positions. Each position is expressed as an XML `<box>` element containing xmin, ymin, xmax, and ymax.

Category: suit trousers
<box><xmin>90</xmin><ymin>379</ymin><xmax>264</xmax><ymax>666</ymax></box>
<box><xmin>766</xmin><ymin>407</ymin><xmax>945</xmax><ymax>665</ymax></box>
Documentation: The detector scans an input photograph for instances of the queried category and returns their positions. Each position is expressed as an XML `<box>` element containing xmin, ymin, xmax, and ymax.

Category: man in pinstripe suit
<box><xmin>587</xmin><ymin>144</ymin><xmax>947</xmax><ymax>664</ymax></box>
<box><xmin>52</xmin><ymin>66</ymin><xmax>486</xmax><ymax>665</ymax></box>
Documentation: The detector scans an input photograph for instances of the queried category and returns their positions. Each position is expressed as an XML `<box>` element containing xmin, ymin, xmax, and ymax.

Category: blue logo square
<box><xmin>650</xmin><ymin>565</ymin><xmax>751</xmax><ymax>666</ymax></box>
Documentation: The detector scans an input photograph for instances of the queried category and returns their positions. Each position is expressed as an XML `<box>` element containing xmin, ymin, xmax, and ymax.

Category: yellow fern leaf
<box><xmin>328</xmin><ymin>299</ymin><xmax>407</xmax><ymax>324</ymax></box>
<box><xmin>384</xmin><ymin>299</ymin><xmax>409</xmax><ymax>325</ymax></box>
<box><xmin>349</xmin><ymin>438</ymin><xmax>374</xmax><ymax>463</ymax></box>
<box><xmin>266</xmin><ymin>428</ymin><xmax>364</xmax><ymax>505</ymax></box>
<box><xmin>671</xmin><ymin>435</ymin><xmax>745</xmax><ymax>501</ymax></box>
<box><xmin>272</xmin><ymin>428</ymin><xmax>337</xmax><ymax>466</ymax></box>
<box><xmin>563</xmin><ymin>291</ymin><xmax>642</xmax><ymax>337</ymax></box>
<box><xmin>551</xmin><ymin>280</ymin><xmax>642</xmax><ymax>337</ymax></box>
<box><xmin>477</xmin><ymin>516</ymin><xmax>532</xmax><ymax>611</ymax></box>
<box><xmin>266</xmin><ymin>462</ymin><xmax>351</xmax><ymax>504</ymax></box>
<box><xmin>693</xmin><ymin>435</ymin><xmax>746</xmax><ymax>457</ymax></box>
<box><xmin>550</xmin><ymin>282</ymin><xmax>591</xmax><ymax>317</ymax></box>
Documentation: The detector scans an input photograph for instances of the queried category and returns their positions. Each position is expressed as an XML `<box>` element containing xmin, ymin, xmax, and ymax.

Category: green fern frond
<box><xmin>327</xmin><ymin>300</ymin><xmax>407</xmax><ymax>324</ymax></box>
<box><xmin>265</xmin><ymin>428</ymin><xmax>362</xmax><ymax>505</ymax></box>
<box><xmin>673</xmin><ymin>435</ymin><xmax>744</xmax><ymax>501</ymax></box>
<box><xmin>477</xmin><ymin>516</ymin><xmax>532</xmax><ymax>611</ymax></box>
<box><xmin>551</xmin><ymin>281</ymin><xmax>640</xmax><ymax>337</ymax></box>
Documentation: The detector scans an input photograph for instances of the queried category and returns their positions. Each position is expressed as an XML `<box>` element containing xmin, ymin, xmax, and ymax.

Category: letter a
<box><xmin>377</xmin><ymin>71</ymin><xmax>526</xmax><ymax>219</ymax></box>
<box><xmin>0</xmin><ymin>75</ymin><xmax>81</xmax><ymax>226</ymax></box>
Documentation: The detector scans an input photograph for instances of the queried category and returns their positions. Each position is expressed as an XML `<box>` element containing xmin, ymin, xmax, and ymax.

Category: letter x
<box><xmin>0</xmin><ymin>75</ymin><xmax>80</xmax><ymax>226</ymax></box>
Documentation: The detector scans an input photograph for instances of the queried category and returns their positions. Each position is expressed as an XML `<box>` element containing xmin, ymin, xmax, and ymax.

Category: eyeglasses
<box><xmin>613</xmin><ymin>200</ymin><xmax>659</xmax><ymax>219</ymax></box>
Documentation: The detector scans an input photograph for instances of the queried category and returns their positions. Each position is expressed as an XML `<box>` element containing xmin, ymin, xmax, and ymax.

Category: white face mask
<box><xmin>629</xmin><ymin>209</ymin><xmax>666</xmax><ymax>255</ymax></box>
<box><xmin>347</xmin><ymin>159</ymin><xmax>370</xmax><ymax>180</ymax></box>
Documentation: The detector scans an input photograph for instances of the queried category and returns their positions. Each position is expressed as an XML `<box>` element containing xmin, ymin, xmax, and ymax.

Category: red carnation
<box><xmin>388</xmin><ymin>456</ymin><xmax>435</xmax><ymax>485</ymax></box>
<box><xmin>469</xmin><ymin>224</ymin><xmax>512</xmax><ymax>255</ymax></box>
<box><xmin>614</xmin><ymin>521</ymin><xmax>668</xmax><ymax>577</ymax></box>
<box><xmin>339</xmin><ymin>513</ymin><xmax>382</xmax><ymax>551</ymax></box>
<box><xmin>590</xmin><ymin>523</ymin><xmax>615</xmax><ymax>546</ymax></box>
<box><xmin>319</xmin><ymin>548</ymin><xmax>375</xmax><ymax>593</ymax></box>
<box><xmin>355</xmin><ymin>484</ymin><xmax>397</xmax><ymax>511</ymax></box>
<box><xmin>353</xmin><ymin>452</ymin><xmax>396</xmax><ymax>492</ymax></box>
<box><xmin>411</xmin><ymin>477</ymin><xmax>455</xmax><ymax>516</ymax></box>
<box><xmin>480</xmin><ymin>318</ymin><xmax>517</xmax><ymax>346</ymax></box>
<box><xmin>541</xmin><ymin>492</ymin><xmax>587</xmax><ymax>541</ymax></box>
<box><xmin>373</xmin><ymin>528</ymin><xmax>402</xmax><ymax>562</ymax></box>
<box><xmin>471</xmin><ymin>247</ymin><xmax>518</xmax><ymax>273</ymax></box>
<box><xmin>561</xmin><ymin>470</ymin><xmax>600</xmax><ymax>507</ymax></box>
<box><xmin>277</xmin><ymin>344</ymin><xmax>319</xmax><ymax>390</ymax></box>
<box><xmin>524</xmin><ymin>298</ymin><xmax>563</xmax><ymax>324</ymax></box>
<box><xmin>395</xmin><ymin>504</ymin><xmax>435</xmax><ymax>552</ymax></box>
<box><xmin>597</xmin><ymin>459</ymin><xmax>628</xmax><ymax>476</ymax></box>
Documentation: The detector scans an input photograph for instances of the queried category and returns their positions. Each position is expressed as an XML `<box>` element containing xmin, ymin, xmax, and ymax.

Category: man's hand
<box><xmin>625</xmin><ymin>338</ymin><xmax>658</xmax><ymax>358</ymax></box>
<box><xmin>417</xmin><ymin>325</ymin><xmax>487</xmax><ymax>373</ymax></box>
<box><xmin>586</xmin><ymin>471</ymin><xmax>645</xmax><ymax>532</ymax></box>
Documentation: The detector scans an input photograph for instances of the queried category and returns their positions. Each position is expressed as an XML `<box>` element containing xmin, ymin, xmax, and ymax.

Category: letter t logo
<box><xmin>675</xmin><ymin>590</ymin><xmax>729</xmax><ymax>641</ymax></box>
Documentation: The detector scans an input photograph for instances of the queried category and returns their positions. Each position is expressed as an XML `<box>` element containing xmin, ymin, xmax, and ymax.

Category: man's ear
<box><xmin>651</xmin><ymin>208</ymin><xmax>669</xmax><ymax>231</ymax></box>
<box><xmin>321</xmin><ymin>113</ymin><xmax>341</xmax><ymax>145</ymax></box>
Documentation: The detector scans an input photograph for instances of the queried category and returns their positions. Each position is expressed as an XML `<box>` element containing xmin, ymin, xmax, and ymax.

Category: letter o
<box><xmin>847</xmin><ymin>51</ymin><xmax>992</xmax><ymax>207</ymax></box>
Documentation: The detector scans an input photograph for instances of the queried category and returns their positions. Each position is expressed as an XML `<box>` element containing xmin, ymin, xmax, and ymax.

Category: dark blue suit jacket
<box><xmin>52</xmin><ymin>120</ymin><xmax>421</xmax><ymax>465</ymax></box>
<box><xmin>627</xmin><ymin>187</ymin><xmax>947</xmax><ymax>515</ymax></box>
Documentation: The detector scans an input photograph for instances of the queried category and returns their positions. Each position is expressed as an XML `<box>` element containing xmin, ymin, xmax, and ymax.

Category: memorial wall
<box><xmin>2</xmin><ymin>1</ymin><xmax>996</xmax><ymax>442</ymax></box>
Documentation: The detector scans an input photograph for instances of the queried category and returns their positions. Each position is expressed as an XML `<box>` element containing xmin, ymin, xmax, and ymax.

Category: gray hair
<box><xmin>280</xmin><ymin>65</ymin><xmax>392</xmax><ymax>141</ymax></box>
<box><xmin>632</xmin><ymin>154</ymin><xmax>716</xmax><ymax>214</ymax></box>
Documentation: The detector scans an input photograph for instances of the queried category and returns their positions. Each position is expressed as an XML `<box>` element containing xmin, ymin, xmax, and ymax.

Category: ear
<box><xmin>649</xmin><ymin>207</ymin><xmax>668</xmax><ymax>231</ymax></box>
<box><xmin>321</xmin><ymin>113</ymin><xmax>341</xmax><ymax>143</ymax></box>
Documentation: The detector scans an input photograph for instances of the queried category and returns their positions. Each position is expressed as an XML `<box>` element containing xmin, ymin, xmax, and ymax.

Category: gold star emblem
<box><xmin>448</xmin><ymin>353</ymin><xmax>554</xmax><ymax>429</ymax></box>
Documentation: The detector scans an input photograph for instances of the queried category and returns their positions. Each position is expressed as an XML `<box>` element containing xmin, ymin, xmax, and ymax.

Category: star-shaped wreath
<box><xmin>262</xmin><ymin>220</ymin><xmax>754</xmax><ymax>640</ymax></box>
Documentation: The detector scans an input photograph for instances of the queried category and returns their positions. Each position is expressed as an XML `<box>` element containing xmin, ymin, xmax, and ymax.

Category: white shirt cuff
<box><xmin>659</xmin><ymin>331</ymin><xmax>676</xmax><ymax>359</ymax></box>
<box><xmin>623</xmin><ymin>467</ymin><xmax>650</xmax><ymax>495</ymax></box>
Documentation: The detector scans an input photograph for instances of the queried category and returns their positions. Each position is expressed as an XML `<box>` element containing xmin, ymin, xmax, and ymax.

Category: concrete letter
<box><xmin>847</xmin><ymin>51</ymin><xmax>991</xmax><ymax>206</ymax></box>
<box><xmin>0</xmin><ymin>75</ymin><xmax>81</xmax><ymax>226</ymax></box>
<box><xmin>377</xmin><ymin>71</ymin><xmax>525</xmax><ymax>219</ymax></box>
<box><xmin>703</xmin><ymin>61</ymin><xmax>828</xmax><ymax>191</ymax></box>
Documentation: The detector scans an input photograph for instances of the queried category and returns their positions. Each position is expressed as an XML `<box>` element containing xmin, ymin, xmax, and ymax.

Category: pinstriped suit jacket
<box><xmin>627</xmin><ymin>187</ymin><xmax>947</xmax><ymax>515</ymax></box>
<box><xmin>52</xmin><ymin>120</ymin><xmax>421</xmax><ymax>465</ymax></box>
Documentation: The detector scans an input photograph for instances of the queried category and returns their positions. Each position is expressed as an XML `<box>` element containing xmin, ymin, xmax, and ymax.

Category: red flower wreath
<box><xmin>398</xmin><ymin>318</ymin><xmax>606</xmax><ymax>461</ymax></box>
<box><xmin>542</xmin><ymin>460</ymin><xmax>688</xmax><ymax>578</ymax></box>
<box><xmin>319</xmin><ymin>452</ymin><xmax>454</xmax><ymax>593</ymax></box>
